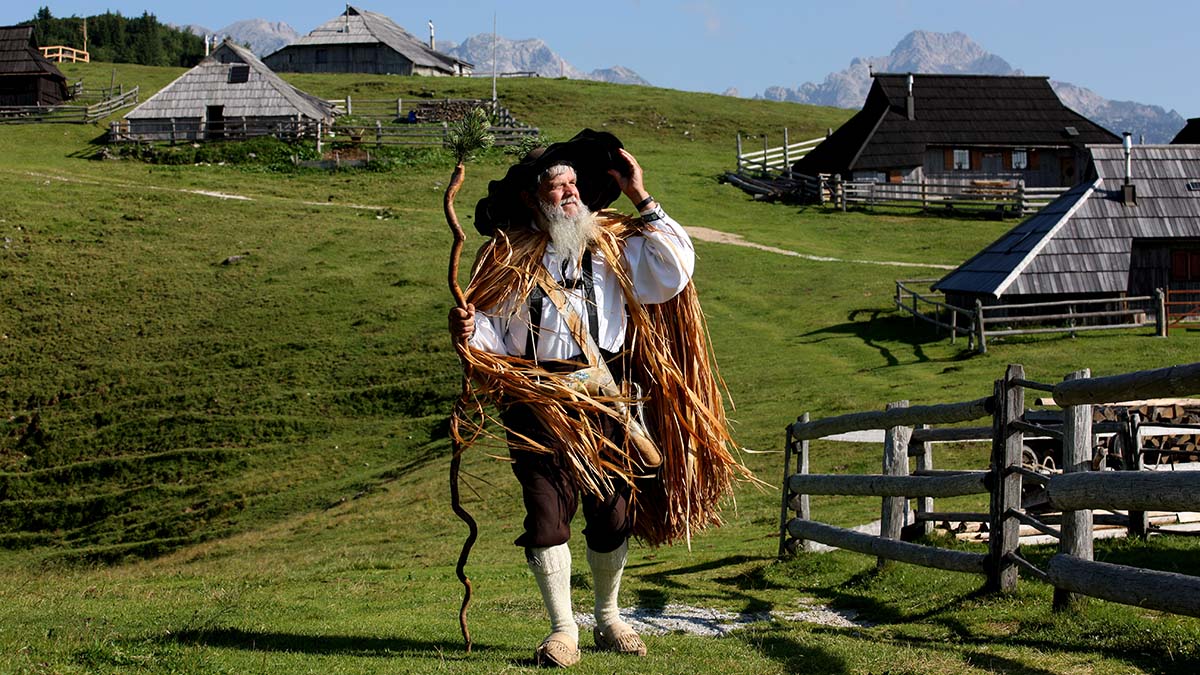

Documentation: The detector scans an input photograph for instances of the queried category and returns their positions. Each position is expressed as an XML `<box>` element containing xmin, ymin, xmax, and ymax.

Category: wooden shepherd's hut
<box><xmin>793</xmin><ymin>74</ymin><xmax>1118</xmax><ymax>188</ymax></box>
<box><xmin>934</xmin><ymin>143</ymin><xmax>1200</xmax><ymax>309</ymax></box>
<box><xmin>263</xmin><ymin>6</ymin><xmax>472</xmax><ymax>76</ymax></box>
<box><xmin>120</xmin><ymin>39</ymin><xmax>336</xmax><ymax>142</ymax></box>
<box><xmin>0</xmin><ymin>24</ymin><xmax>70</xmax><ymax>106</ymax></box>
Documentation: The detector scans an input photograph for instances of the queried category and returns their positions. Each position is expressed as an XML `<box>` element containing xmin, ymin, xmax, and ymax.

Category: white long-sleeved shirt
<box><xmin>469</xmin><ymin>206</ymin><xmax>694</xmax><ymax>360</ymax></box>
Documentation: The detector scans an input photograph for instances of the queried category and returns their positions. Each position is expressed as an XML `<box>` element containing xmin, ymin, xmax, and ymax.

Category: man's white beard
<box><xmin>537</xmin><ymin>197</ymin><xmax>596</xmax><ymax>263</ymax></box>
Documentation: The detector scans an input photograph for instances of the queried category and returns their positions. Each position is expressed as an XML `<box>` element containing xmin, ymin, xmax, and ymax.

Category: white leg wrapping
<box><xmin>587</xmin><ymin>541</ymin><xmax>629</xmax><ymax>630</ymax></box>
<box><xmin>527</xmin><ymin>543</ymin><xmax>578</xmax><ymax>641</ymax></box>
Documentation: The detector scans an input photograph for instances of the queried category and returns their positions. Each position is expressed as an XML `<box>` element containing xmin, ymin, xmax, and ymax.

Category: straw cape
<box><xmin>453</xmin><ymin>202</ymin><xmax>755</xmax><ymax>546</ymax></box>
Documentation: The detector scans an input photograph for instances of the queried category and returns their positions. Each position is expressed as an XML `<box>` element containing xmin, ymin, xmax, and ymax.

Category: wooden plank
<box><xmin>1047</xmin><ymin>471</ymin><xmax>1200</xmax><ymax>512</ymax></box>
<box><xmin>1047</xmin><ymin>554</ymin><xmax>1200</xmax><ymax>618</ymax></box>
<box><xmin>787</xmin><ymin>472</ymin><xmax>988</xmax><ymax>497</ymax></box>
<box><xmin>790</xmin><ymin>397</ymin><xmax>993</xmax><ymax>441</ymax></box>
<box><xmin>1053</xmin><ymin>362</ymin><xmax>1200</xmax><ymax>407</ymax></box>
<box><xmin>787</xmin><ymin>519</ymin><xmax>987</xmax><ymax>574</ymax></box>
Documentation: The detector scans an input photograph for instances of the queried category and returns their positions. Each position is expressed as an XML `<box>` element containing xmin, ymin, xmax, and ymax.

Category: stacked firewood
<box><xmin>1094</xmin><ymin>399</ymin><xmax>1200</xmax><ymax>464</ymax></box>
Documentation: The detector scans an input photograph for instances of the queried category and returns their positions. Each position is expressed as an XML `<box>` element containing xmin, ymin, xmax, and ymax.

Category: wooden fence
<box><xmin>894</xmin><ymin>279</ymin><xmax>1165</xmax><ymax>353</ymax></box>
<box><xmin>821</xmin><ymin>177</ymin><xmax>1068</xmax><ymax>216</ymax></box>
<box><xmin>1166</xmin><ymin>289</ymin><xmax>1200</xmax><ymax>335</ymax></box>
<box><xmin>0</xmin><ymin>86</ymin><xmax>138</xmax><ymax>124</ymax></box>
<box><xmin>325</xmin><ymin>96</ymin><xmax>528</xmax><ymax>128</ymax></box>
<box><xmin>781</xmin><ymin>362</ymin><xmax>1200</xmax><ymax>616</ymax></box>
<box><xmin>734</xmin><ymin>129</ymin><xmax>824</xmax><ymax>176</ymax></box>
<box><xmin>108</xmin><ymin>116</ymin><xmax>538</xmax><ymax>148</ymax></box>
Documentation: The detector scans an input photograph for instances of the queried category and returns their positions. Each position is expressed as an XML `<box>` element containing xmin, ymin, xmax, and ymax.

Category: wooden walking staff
<box><xmin>442</xmin><ymin>109</ymin><xmax>493</xmax><ymax>653</ymax></box>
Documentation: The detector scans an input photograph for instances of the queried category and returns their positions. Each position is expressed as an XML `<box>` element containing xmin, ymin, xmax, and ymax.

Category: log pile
<box><xmin>1093</xmin><ymin>399</ymin><xmax>1200</xmax><ymax>464</ymax></box>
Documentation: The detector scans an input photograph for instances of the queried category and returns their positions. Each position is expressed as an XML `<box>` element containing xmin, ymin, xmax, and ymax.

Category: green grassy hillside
<box><xmin>1</xmin><ymin>64</ymin><xmax>1198</xmax><ymax>673</ymax></box>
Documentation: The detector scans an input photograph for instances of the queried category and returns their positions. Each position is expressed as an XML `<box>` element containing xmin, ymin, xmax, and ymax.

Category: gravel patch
<box><xmin>575</xmin><ymin>599</ymin><xmax>869</xmax><ymax>637</ymax></box>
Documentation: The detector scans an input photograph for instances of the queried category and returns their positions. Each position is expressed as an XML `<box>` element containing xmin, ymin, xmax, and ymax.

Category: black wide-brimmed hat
<box><xmin>474</xmin><ymin>129</ymin><xmax>625</xmax><ymax>236</ymax></box>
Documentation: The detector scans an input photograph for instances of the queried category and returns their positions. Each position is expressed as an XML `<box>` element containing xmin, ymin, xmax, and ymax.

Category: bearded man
<box><xmin>449</xmin><ymin>130</ymin><xmax>747</xmax><ymax>668</ymax></box>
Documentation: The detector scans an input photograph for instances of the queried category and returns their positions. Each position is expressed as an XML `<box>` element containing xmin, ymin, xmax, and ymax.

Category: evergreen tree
<box><xmin>27</xmin><ymin>7</ymin><xmax>204</xmax><ymax>67</ymax></box>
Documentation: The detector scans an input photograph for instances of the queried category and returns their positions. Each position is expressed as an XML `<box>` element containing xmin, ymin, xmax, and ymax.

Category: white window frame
<box><xmin>1012</xmin><ymin>149</ymin><xmax>1029</xmax><ymax>170</ymax></box>
<box><xmin>952</xmin><ymin>149</ymin><xmax>971</xmax><ymax>171</ymax></box>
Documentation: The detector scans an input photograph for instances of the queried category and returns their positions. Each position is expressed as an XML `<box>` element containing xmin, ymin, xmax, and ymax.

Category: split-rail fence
<box><xmin>780</xmin><ymin>362</ymin><xmax>1200</xmax><ymax>617</ymax></box>
<box><xmin>0</xmin><ymin>86</ymin><xmax>138</xmax><ymax>124</ymax></box>
<box><xmin>894</xmin><ymin>279</ymin><xmax>1168</xmax><ymax>353</ymax></box>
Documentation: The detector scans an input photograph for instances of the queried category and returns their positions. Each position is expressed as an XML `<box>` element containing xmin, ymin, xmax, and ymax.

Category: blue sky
<box><xmin>6</xmin><ymin>1</ymin><xmax>1197</xmax><ymax>117</ymax></box>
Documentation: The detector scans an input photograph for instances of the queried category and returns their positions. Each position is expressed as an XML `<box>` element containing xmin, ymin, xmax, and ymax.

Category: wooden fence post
<box><xmin>1054</xmin><ymin>368</ymin><xmax>1094</xmax><ymax>611</ymax></box>
<box><xmin>914</xmin><ymin>423</ymin><xmax>934</xmax><ymax>537</ymax></box>
<box><xmin>1016</xmin><ymin>179</ymin><xmax>1026</xmax><ymax>215</ymax></box>
<box><xmin>346</xmin><ymin>95</ymin><xmax>353</xmax><ymax>116</ymax></box>
<box><xmin>780</xmin><ymin>413</ymin><xmax>811</xmax><ymax>556</ymax></box>
<box><xmin>1157</xmin><ymin>288</ymin><xmax>1167</xmax><ymax>337</ymax></box>
<box><xmin>397</xmin><ymin>97</ymin><xmax>403</xmax><ymax>118</ymax></box>
<box><xmin>975</xmin><ymin>299</ymin><xmax>987</xmax><ymax>354</ymax></box>
<box><xmin>834</xmin><ymin>174</ymin><xmax>845</xmax><ymax>212</ymax></box>
<box><xmin>736</xmin><ymin>133</ymin><xmax>743</xmax><ymax>175</ymax></box>
<box><xmin>762</xmin><ymin>134</ymin><xmax>769</xmax><ymax>174</ymax></box>
<box><xmin>1127</xmin><ymin>412</ymin><xmax>1149</xmax><ymax>539</ymax></box>
<box><xmin>783</xmin><ymin>127</ymin><xmax>790</xmax><ymax>169</ymax></box>
<box><xmin>986</xmin><ymin>364</ymin><xmax>1024</xmax><ymax>592</ymax></box>
<box><xmin>880</xmin><ymin>400</ymin><xmax>912</xmax><ymax>569</ymax></box>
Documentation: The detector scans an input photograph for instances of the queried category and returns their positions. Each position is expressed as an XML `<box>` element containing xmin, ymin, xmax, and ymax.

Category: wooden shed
<box><xmin>121</xmin><ymin>39</ymin><xmax>335</xmax><ymax>142</ymax></box>
<box><xmin>0</xmin><ymin>24</ymin><xmax>69</xmax><ymax>106</ymax></box>
<box><xmin>933</xmin><ymin>144</ymin><xmax>1200</xmax><ymax>308</ymax></box>
<box><xmin>263</xmin><ymin>6</ymin><xmax>472</xmax><ymax>76</ymax></box>
<box><xmin>793</xmin><ymin>74</ymin><xmax>1118</xmax><ymax>188</ymax></box>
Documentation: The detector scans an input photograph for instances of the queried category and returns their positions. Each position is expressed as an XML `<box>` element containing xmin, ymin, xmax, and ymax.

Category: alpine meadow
<box><xmin>2</xmin><ymin>61</ymin><xmax>1199</xmax><ymax>674</ymax></box>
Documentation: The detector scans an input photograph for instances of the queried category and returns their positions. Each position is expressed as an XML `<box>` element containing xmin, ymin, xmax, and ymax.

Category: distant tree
<box><xmin>26</xmin><ymin>7</ymin><xmax>204</xmax><ymax>67</ymax></box>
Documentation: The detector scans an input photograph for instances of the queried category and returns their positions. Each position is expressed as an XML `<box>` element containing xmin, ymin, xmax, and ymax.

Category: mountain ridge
<box><xmin>756</xmin><ymin>30</ymin><xmax>1184</xmax><ymax>143</ymax></box>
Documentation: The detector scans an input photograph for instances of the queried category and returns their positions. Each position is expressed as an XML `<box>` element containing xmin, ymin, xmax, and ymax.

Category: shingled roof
<box><xmin>933</xmin><ymin>144</ymin><xmax>1200</xmax><ymax>298</ymax></box>
<box><xmin>794</xmin><ymin>74</ymin><xmax>1118</xmax><ymax>176</ymax></box>
<box><xmin>0</xmin><ymin>24</ymin><xmax>68</xmax><ymax>90</ymax></box>
<box><xmin>125</xmin><ymin>39</ymin><xmax>334</xmax><ymax>122</ymax></box>
<box><xmin>277</xmin><ymin>6</ymin><xmax>470</xmax><ymax>74</ymax></box>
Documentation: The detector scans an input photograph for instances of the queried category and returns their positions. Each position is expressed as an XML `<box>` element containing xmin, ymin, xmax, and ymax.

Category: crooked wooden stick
<box><xmin>444</xmin><ymin>161</ymin><xmax>478</xmax><ymax>652</ymax></box>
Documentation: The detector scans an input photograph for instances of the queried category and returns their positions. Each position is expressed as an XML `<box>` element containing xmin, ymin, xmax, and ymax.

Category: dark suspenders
<box><xmin>524</xmin><ymin>250</ymin><xmax>598</xmax><ymax>360</ymax></box>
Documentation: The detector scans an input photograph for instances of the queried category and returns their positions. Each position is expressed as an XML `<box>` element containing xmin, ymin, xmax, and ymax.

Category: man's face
<box><xmin>535</xmin><ymin>166</ymin><xmax>581</xmax><ymax>218</ymax></box>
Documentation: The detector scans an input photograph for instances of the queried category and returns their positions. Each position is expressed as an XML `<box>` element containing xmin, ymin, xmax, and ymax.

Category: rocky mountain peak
<box><xmin>756</xmin><ymin>29</ymin><xmax>1183</xmax><ymax>142</ymax></box>
<box><xmin>441</xmin><ymin>34</ymin><xmax>649</xmax><ymax>85</ymax></box>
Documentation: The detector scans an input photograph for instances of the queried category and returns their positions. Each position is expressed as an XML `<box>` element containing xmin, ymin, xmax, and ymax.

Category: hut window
<box><xmin>228</xmin><ymin>65</ymin><xmax>250</xmax><ymax>84</ymax></box>
<box><xmin>1011</xmin><ymin>149</ymin><xmax>1028</xmax><ymax>170</ymax></box>
<box><xmin>952</xmin><ymin>149</ymin><xmax>970</xmax><ymax>171</ymax></box>
<box><xmin>1187</xmin><ymin>181</ymin><xmax>1200</xmax><ymax>192</ymax></box>
<box><xmin>888</xmin><ymin>169</ymin><xmax>903</xmax><ymax>184</ymax></box>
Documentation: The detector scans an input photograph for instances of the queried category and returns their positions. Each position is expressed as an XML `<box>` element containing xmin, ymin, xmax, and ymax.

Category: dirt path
<box><xmin>687</xmin><ymin>225</ymin><xmax>956</xmax><ymax>270</ymax></box>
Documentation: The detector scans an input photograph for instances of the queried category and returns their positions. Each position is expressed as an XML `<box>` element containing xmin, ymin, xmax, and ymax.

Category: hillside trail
<box><xmin>16</xmin><ymin>170</ymin><xmax>955</xmax><ymax>270</ymax></box>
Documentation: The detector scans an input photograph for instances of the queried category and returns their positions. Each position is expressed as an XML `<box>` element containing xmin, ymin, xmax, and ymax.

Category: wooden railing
<box><xmin>107</xmin><ymin>116</ymin><xmax>538</xmax><ymax>149</ymax></box>
<box><xmin>40</xmin><ymin>45</ymin><xmax>90</xmax><ymax>63</ymax></box>
<box><xmin>781</xmin><ymin>362</ymin><xmax>1200</xmax><ymax>616</ymax></box>
<box><xmin>818</xmin><ymin>177</ymin><xmax>1068</xmax><ymax>215</ymax></box>
<box><xmin>735</xmin><ymin>129</ymin><xmax>824</xmax><ymax>176</ymax></box>
<box><xmin>0</xmin><ymin>86</ymin><xmax>138</xmax><ymax>124</ymax></box>
<box><xmin>894</xmin><ymin>279</ymin><xmax>1165</xmax><ymax>353</ymax></box>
